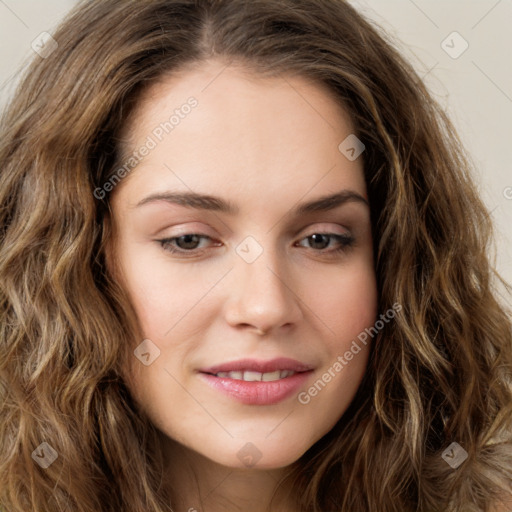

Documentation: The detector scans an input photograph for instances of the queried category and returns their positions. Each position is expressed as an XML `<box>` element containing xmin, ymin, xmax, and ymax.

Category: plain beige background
<box><xmin>1</xmin><ymin>0</ymin><xmax>511</xmax><ymax>299</ymax></box>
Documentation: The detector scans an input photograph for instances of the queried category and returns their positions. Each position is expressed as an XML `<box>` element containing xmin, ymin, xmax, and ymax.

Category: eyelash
<box><xmin>157</xmin><ymin>232</ymin><xmax>355</xmax><ymax>257</ymax></box>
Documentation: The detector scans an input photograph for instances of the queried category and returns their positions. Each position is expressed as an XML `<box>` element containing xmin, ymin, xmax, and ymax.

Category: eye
<box><xmin>156</xmin><ymin>231</ymin><xmax>355</xmax><ymax>257</ymax></box>
<box><xmin>158</xmin><ymin>234</ymin><xmax>215</xmax><ymax>254</ymax></box>
<box><xmin>295</xmin><ymin>232</ymin><xmax>355</xmax><ymax>254</ymax></box>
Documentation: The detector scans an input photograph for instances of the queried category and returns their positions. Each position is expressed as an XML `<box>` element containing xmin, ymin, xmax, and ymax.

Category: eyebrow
<box><xmin>134</xmin><ymin>189</ymin><xmax>369</xmax><ymax>216</ymax></box>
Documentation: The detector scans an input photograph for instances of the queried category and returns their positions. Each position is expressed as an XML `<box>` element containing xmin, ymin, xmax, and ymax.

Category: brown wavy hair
<box><xmin>1</xmin><ymin>1</ymin><xmax>511</xmax><ymax>511</ymax></box>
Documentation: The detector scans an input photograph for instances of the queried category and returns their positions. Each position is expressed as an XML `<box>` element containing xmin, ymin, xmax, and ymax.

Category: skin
<box><xmin>106</xmin><ymin>58</ymin><xmax>378</xmax><ymax>512</ymax></box>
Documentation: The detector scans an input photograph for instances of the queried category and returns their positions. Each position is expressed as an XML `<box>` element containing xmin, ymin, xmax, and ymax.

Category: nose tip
<box><xmin>224</xmin><ymin>254</ymin><xmax>303</xmax><ymax>335</ymax></box>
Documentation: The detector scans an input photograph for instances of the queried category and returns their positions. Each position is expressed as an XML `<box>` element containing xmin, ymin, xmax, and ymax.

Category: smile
<box><xmin>212</xmin><ymin>369</ymin><xmax>297</xmax><ymax>381</ymax></box>
<box><xmin>198</xmin><ymin>369</ymin><xmax>313</xmax><ymax>405</ymax></box>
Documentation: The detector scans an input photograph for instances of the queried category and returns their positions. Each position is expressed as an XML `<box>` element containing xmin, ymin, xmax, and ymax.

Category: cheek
<box><xmin>117</xmin><ymin>244</ymin><xmax>207</xmax><ymax>336</ymax></box>
<box><xmin>310</xmin><ymin>259</ymin><xmax>378</xmax><ymax>350</ymax></box>
<box><xmin>293</xmin><ymin>264</ymin><xmax>377</xmax><ymax>444</ymax></box>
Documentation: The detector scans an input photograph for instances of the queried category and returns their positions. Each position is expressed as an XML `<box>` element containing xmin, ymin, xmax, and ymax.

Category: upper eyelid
<box><xmin>160</xmin><ymin>221</ymin><xmax>353</xmax><ymax>237</ymax></box>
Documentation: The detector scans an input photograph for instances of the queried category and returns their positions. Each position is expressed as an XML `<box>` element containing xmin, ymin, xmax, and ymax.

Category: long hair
<box><xmin>1</xmin><ymin>1</ymin><xmax>511</xmax><ymax>511</ymax></box>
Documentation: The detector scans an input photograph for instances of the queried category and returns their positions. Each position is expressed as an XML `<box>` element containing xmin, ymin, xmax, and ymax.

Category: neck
<box><xmin>161</xmin><ymin>437</ymin><xmax>299</xmax><ymax>512</ymax></box>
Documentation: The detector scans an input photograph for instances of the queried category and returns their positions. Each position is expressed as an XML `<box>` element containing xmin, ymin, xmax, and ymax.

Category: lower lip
<box><xmin>198</xmin><ymin>371</ymin><xmax>313</xmax><ymax>405</ymax></box>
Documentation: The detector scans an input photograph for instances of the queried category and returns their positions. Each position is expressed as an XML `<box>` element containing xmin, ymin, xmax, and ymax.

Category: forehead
<box><xmin>121</xmin><ymin>58</ymin><xmax>355</xmax><ymax>151</ymax></box>
<box><xmin>113</xmin><ymin>59</ymin><xmax>366</xmax><ymax>209</ymax></box>
<box><xmin>126</xmin><ymin>58</ymin><xmax>349</xmax><ymax>130</ymax></box>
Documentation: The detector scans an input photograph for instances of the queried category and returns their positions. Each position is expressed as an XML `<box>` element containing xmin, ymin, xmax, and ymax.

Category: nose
<box><xmin>223</xmin><ymin>241</ymin><xmax>304</xmax><ymax>335</ymax></box>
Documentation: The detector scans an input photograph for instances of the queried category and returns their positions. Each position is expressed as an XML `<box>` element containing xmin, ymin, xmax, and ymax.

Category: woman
<box><xmin>1</xmin><ymin>1</ymin><xmax>511</xmax><ymax>511</ymax></box>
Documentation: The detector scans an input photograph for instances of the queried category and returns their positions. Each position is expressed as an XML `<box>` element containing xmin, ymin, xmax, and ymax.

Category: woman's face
<box><xmin>107</xmin><ymin>59</ymin><xmax>378</xmax><ymax>470</ymax></box>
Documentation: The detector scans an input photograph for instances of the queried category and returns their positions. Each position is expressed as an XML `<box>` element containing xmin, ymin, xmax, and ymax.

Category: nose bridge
<box><xmin>224</xmin><ymin>234</ymin><xmax>302</xmax><ymax>331</ymax></box>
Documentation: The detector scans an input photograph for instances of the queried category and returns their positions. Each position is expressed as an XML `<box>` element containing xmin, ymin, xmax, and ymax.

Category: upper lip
<box><xmin>198</xmin><ymin>357</ymin><xmax>314</xmax><ymax>375</ymax></box>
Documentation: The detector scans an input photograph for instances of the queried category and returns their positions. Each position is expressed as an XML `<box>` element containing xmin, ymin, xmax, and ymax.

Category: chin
<box><xmin>200</xmin><ymin>437</ymin><xmax>311</xmax><ymax>470</ymax></box>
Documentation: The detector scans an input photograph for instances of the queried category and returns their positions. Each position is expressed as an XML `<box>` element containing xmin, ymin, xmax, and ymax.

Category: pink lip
<box><xmin>198</xmin><ymin>357</ymin><xmax>313</xmax><ymax>374</ymax></box>
<box><xmin>198</xmin><ymin>371</ymin><xmax>313</xmax><ymax>405</ymax></box>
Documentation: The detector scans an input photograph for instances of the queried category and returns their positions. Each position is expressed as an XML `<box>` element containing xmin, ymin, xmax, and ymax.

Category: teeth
<box><xmin>243</xmin><ymin>371</ymin><xmax>262</xmax><ymax>382</ymax></box>
<box><xmin>215</xmin><ymin>370</ymin><xmax>296</xmax><ymax>381</ymax></box>
<box><xmin>261</xmin><ymin>370</ymin><xmax>281</xmax><ymax>381</ymax></box>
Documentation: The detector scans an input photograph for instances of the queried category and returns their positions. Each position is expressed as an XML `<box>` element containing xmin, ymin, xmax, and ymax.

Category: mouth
<box><xmin>197</xmin><ymin>358</ymin><xmax>314</xmax><ymax>405</ymax></box>
<box><xmin>201</xmin><ymin>369</ymin><xmax>303</xmax><ymax>382</ymax></box>
<box><xmin>198</xmin><ymin>356</ymin><xmax>314</xmax><ymax>376</ymax></box>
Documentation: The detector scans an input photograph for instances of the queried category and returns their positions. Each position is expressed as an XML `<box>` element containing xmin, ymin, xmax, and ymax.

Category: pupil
<box><xmin>178</xmin><ymin>234</ymin><xmax>200</xmax><ymax>249</ymax></box>
<box><xmin>309</xmin><ymin>234</ymin><xmax>328</xmax><ymax>249</ymax></box>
